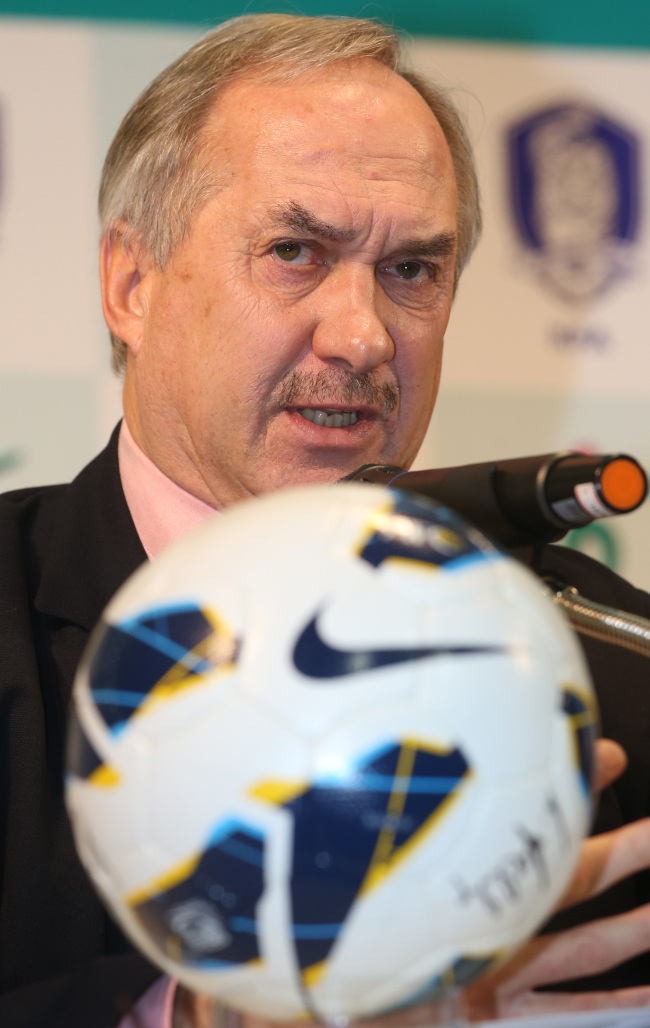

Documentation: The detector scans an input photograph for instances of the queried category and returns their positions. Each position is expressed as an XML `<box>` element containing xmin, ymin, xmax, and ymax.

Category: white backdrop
<box><xmin>0</xmin><ymin>20</ymin><xmax>648</xmax><ymax>587</ymax></box>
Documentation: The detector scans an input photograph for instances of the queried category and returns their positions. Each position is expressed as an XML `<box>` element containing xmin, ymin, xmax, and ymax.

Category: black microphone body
<box><xmin>343</xmin><ymin>452</ymin><xmax>647</xmax><ymax>551</ymax></box>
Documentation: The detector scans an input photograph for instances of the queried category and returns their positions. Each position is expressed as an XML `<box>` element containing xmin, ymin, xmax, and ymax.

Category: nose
<box><xmin>311</xmin><ymin>270</ymin><xmax>395</xmax><ymax>374</ymax></box>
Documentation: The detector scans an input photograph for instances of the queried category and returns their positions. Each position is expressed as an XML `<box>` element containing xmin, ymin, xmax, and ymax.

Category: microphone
<box><xmin>342</xmin><ymin>452</ymin><xmax>648</xmax><ymax>550</ymax></box>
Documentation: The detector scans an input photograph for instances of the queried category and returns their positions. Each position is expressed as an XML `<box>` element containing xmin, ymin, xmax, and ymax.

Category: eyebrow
<box><xmin>268</xmin><ymin>200</ymin><xmax>457</xmax><ymax>260</ymax></box>
<box><xmin>394</xmin><ymin>234</ymin><xmax>457</xmax><ymax>262</ymax></box>
<box><xmin>269</xmin><ymin>201</ymin><xmax>357</xmax><ymax>243</ymax></box>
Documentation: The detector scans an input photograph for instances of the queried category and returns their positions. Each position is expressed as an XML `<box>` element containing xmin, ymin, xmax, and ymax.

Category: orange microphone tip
<box><xmin>600</xmin><ymin>457</ymin><xmax>647</xmax><ymax>512</ymax></box>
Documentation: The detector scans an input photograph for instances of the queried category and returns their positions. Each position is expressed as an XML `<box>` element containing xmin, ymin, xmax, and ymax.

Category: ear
<box><xmin>100</xmin><ymin>224</ymin><xmax>156</xmax><ymax>358</ymax></box>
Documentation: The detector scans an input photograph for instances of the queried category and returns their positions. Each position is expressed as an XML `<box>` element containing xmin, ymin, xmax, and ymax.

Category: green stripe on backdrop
<box><xmin>1</xmin><ymin>0</ymin><xmax>649</xmax><ymax>48</ymax></box>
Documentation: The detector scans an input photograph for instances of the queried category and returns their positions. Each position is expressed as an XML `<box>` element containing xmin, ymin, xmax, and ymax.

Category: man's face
<box><xmin>120</xmin><ymin>59</ymin><xmax>458</xmax><ymax>507</ymax></box>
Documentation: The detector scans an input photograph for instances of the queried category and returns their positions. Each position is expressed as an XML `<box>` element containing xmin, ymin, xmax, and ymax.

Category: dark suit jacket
<box><xmin>0</xmin><ymin>426</ymin><xmax>157</xmax><ymax>1027</ymax></box>
<box><xmin>1</xmin><ymin>426</ymin><xmax>649</xmax><ymax>1025</ymax></box>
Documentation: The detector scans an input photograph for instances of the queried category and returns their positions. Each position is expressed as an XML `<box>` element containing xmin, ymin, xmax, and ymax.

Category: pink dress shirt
<box><xmin>117</xmin><ymin>974</ymin><xmax>177</xmax><ymax>1028</ymax></box>
<box><xmin>118</xmin><ymin>419</ymin><xmax>217</xmax><ymax>560</ymax></box>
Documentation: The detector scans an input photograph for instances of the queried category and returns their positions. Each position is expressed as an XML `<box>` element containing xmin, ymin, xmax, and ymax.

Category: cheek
<box><xmin>219</xmin><ymin>292</ymin><xmax>316</xmax><ymax>384</ymax></box>
<box><xmin>183</xmin><ymin>291</ymin><xmax>316</xmax><ymax>412</ymax></box>
<box><xmin>395</xmin><ymin>318</ymin><xmax>445</xmax><ymax>399</ymax></box>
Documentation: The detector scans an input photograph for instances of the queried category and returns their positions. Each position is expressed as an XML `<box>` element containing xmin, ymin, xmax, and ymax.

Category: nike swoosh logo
<box><xmin>293</xmin><ymin>612</ymin><xmax>506</xmax><ymax>680</ymax></box>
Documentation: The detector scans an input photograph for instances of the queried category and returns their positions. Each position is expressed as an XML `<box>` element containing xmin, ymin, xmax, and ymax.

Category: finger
<box><xmin>174</xmin><ymin>989</ymin><xmax>221</xmax><ymax>1028</ymax></box>
<box><xmin>560</xmin><ymin>818</ymin><xmax>650</xmax><ymax>909</ymax></box>
<box><xmin>490</xmin><ymin>984</ymin><xmax>650</xmax><ymax>1021</ymax></box>
<box><xmin>593</xmin><ymin>737</ymin><xmax>627</xmax><ymax>793</ymax></box>
<box><xmin>489</xmin><ymin>903</ymin><xmax>650</xmax><ymax>997</ymax></box>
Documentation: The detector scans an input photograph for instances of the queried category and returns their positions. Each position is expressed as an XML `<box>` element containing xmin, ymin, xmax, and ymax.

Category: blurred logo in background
<box><xmin>0</xmin><ymin>450</ymin><xmax>21</xmax><ymax>476</ymax></box>
<box><xmin>565</xmin><ymin>521</ymin><xmax>619</xmax><ymax>571</ymax></box>
<box><xmin>507</xmin><ymin>103</ymin><xmax>641</xmax><ymax>302</ymax></box>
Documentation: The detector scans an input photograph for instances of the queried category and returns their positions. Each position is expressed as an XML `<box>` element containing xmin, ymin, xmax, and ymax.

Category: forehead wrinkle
<box><xmin>258</xmin><ymin>121</ymin><xmax>449</xmax><ymax>188</ymax></box>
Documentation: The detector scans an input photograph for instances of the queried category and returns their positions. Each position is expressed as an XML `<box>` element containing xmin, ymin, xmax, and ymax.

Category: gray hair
<box><xmin>100</xmin><ymin>13</ymin><xmax>481</xmax><ymax>374</ymax></box>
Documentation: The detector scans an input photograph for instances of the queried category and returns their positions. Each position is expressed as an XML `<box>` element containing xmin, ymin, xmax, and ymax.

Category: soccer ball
<box><xmin>66</xmin><ymin>484</ymin><xmax>596</xmax><ymax>1022</ymax></box>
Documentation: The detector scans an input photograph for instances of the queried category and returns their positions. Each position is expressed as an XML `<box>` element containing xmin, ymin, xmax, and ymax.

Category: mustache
<box><xmin>276</xmin><ymin>369</ymin><xmax>399</xmax><ymax>414</ymax></box>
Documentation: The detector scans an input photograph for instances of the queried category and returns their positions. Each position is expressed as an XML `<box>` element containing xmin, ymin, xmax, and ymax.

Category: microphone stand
<box><xmin>343</xmin><ymin>457</ymin><xmax>650</xmax><ymax>659</ymax></box>
<box><xmin>547</xmin><ymin>582</ymin><xmax>650</xmax><ymax>658</ymax></box>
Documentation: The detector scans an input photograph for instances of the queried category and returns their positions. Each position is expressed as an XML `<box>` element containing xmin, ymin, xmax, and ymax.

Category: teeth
<box><xmin>298</xmin><ymin>409</ymin><xmax>359</xmax><ymax>428</ymax></box>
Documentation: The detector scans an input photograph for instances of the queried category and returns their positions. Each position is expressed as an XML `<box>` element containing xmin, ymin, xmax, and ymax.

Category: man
<box><xmin>1</xmin><ymin>13</ymin><xmax>650</xmax><ymax>1028</ymax></box>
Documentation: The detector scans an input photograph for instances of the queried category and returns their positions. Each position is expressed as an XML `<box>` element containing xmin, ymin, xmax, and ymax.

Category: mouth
<box><xmin>296</xmin><ymin>407</ymin><xmax>360</xmax><ymax>428</ymax></box>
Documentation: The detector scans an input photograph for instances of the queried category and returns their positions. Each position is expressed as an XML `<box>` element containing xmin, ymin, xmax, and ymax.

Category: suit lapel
<box><xmin>34</xmin><ymin>422</ymin><xmax>147</xmax><ymax>631</ymax></box>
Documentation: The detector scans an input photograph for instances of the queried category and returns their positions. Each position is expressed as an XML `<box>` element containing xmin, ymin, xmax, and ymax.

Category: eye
<box><xmin>379</xmin><ymin>259</ymin><xmax>435</xmax><ymax>284</ymax></box>
<box><xmin>392</xmin><ymin>261</ymin><xmax>426</xmax><ymax>280</ymax></box>
<box><xmin>274</xmin><ymin>241</ymin><xmax>307</xmax><ymax>263</ymax></box>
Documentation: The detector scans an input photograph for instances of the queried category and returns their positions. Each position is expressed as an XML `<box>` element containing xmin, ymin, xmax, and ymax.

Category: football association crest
<box><xmin>507</xmin><ymin>103</ymin><xmax>641</xmax><ymax>301</ymax></box>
